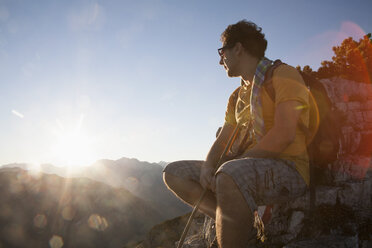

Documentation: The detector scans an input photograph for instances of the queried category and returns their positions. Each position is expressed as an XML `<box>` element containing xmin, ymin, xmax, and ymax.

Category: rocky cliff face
<box><xmin>322</xmin><ymin>78</ymin><xmax>372</xmax><ymax>181</ymax></box>
<box><xmin>138</xmin><ymin>78</ymin><xmax>372</xmax><ymax>248</ymax></box>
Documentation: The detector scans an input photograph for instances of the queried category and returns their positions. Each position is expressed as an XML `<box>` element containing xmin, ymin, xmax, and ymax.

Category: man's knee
<box><xmin>215</xmin><ymin>172</ymin><xmax>238</xmax><ymax>194</ymax></box>
<box><xmin>163</xmin><ymin>172</ymin><xmax>178</xmax><ymax>189</ymax></box>
<box><xmin>163</xmin><ymin>170</ymin><xmax>196</xmax><ymax>192</ymax></box>
<box><xmin>163</xmin><ymin>161</ymin><xmax>180</xmax><ymax>186</ymax></box>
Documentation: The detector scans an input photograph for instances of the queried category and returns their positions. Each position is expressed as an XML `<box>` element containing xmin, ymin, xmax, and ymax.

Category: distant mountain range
<box><xmin>0</xmin><ymin>167</ymin><xmax>163</xmax><ymax>247</ymax></box>
<box><xmin>1</xmin><ymin>158</ymin><xmax>190</xmax><ymax>220</ymax></box>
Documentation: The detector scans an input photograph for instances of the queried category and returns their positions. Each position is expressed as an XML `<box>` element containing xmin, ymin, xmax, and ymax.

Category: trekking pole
<box><xmin>177</xmin><ymin>125</ymin><xmax>240</xmax><ymax>248</ymax></box>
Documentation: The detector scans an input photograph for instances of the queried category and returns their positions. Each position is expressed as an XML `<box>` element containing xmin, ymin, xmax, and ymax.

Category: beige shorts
<box><xmin>163</xmin><ymin>158</ymin><xmax>307</xmax><ymax>211</ymax></box>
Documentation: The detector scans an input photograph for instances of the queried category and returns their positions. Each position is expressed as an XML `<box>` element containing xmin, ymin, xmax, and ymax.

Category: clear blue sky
<box><xmin>1</xmin><ymin>0</ymin><xmax>371</xmax><ymax>167</ymax></box>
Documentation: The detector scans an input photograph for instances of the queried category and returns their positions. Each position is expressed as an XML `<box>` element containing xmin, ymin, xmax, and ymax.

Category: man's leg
<box><xmin>163</xmin><ymin>173</ymin><xmax>216</xmax><ymax>218</ymax></box>
<box><xmin>214</xmin><ymin>157</ymin><xmax>307</xmax><ymax>248</ymax></box>
<box><xmin>163</xmin><ymin>160</ymin><xmax>217</xmax><ymax>219</ymax></box>
<box><xmin>215</xmin><ymin>172</ymin><xmax>254</xmax><ymax>248</ymax></box>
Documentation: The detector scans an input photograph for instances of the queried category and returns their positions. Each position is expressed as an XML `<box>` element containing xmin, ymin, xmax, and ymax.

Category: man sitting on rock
<box><xmin>163</xmin><ymin>20</ymin><xmax>310</xmax><ymax>248</ymax></box>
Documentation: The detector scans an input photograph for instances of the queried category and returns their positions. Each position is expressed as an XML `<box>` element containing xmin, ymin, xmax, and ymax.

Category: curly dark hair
<box><xmin>221</xmin><ymin>20</ymin><xmax>267</xmax><ymax>59</ymax></box>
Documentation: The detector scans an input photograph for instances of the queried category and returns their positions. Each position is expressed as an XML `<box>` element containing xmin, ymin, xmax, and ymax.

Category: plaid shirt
<box><xmin>250</xmin><ymin>57</ymin><xmax>273</xmax><ymax>141</ymax></box>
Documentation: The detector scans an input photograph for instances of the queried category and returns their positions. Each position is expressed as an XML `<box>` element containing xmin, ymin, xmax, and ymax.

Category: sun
<box><xmin>50</xmin><ymin>115</ymin><xmax>95</xmax><ymax>169</ymax></box>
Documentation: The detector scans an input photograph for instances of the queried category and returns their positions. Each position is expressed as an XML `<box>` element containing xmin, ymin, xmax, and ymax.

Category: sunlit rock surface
<box><xmin>0</xmin><ymin>167</ymin><xmax>162</xmax><ymax>248</ymax></box>
<box><xmin>137</xmin><ymin>78</ymin><xmax>372</xmax><ymax>248</ymax></box>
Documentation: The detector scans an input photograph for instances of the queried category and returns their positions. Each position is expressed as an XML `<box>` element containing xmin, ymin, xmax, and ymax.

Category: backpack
<box><xmin>263</xmin><ymin>60</ymin><xmax>343</xmax><ymax>211</ymax></box>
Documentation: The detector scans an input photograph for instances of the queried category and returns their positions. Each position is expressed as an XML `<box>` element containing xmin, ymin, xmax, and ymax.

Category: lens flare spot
<box><xmin>295</xmin><ymin>104</ymin><xmax>309</xmax><ymax>110</ymax></box>
<box><xmin>34</xmin><ymin>214</ymin><xmax>47</xmax><ymax>228</ymax></box>
<box><xmin>61</xmin><ymin>206</ymin><xmax>75</xmax><ymax>221</ymax></box>
<box><xmin>125</xmin><ymin>177</ymin><xmax>139</xmax><ymax>191</ymax></box>
<box><xmin>126</xmin><ymin>177</ymin><xmax>139</xmax><ymax>184</ymax></box>
<box><xmin>88</xmin><ymin>214</ymin><xmax>108</xmax><ymax>231</ymax></box>
<box><xmin>49</xmin><ymin>235</ymin><xmax>64</xmax><ymax>248</ymax></box>
<box><xmin>11</xmin><ymin>109</ymin><xmax>24</xmax><ymax>118</ymax></box>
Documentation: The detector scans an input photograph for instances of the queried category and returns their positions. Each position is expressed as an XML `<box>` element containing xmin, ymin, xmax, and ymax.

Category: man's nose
<box><xmin>219</xmin><ymin>56</ymin><xmax>224</xmax><ymax>65</ymax></box>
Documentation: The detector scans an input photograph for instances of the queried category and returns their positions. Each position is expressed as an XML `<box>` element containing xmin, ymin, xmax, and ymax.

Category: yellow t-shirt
<box><xmin>224</xmin><ymin>64</ymin><xmax>311</xmax><ymax>185</ymax></box>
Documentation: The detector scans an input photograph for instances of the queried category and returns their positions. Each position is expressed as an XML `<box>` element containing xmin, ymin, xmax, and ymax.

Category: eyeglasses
<box><xmin>218</xmin><ymin>44</ymin><xmax>234</xmax><ymax>56</ymax></box>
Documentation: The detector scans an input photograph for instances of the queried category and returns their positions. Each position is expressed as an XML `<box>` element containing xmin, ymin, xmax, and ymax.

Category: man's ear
<box><xmin>234</xmin><ymin>42</ymin><xmax>244</xmax><ymax>55</ymax></box>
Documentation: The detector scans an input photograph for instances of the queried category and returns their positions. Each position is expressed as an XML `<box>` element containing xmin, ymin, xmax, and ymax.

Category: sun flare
<box><xmin>50</xmin><ymin>115</ymin><xmax>95</xmax><ymax>169</ymax></box>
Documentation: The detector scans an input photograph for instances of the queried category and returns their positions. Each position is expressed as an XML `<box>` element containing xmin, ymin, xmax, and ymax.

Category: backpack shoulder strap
<box><xmin>264</xmin><ymin>59</ymin><xmax>285</xmax><ymax>102</ymax></box>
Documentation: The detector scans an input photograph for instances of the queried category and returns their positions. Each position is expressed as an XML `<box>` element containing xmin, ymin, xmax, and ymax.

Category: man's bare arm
<box><xmin>200</xmin><ymin>123</ymin><xmax>235</xmax><ymax>190</ymax></box>
<box><xmin>204</xmin><ymin>123</ymin><xmax>235</xmax><ymax>168</ymax></box>
<box><xmin>241</xmin><ymin>100</ymin><xmax>303</xmax><ymax>158</ymax></box>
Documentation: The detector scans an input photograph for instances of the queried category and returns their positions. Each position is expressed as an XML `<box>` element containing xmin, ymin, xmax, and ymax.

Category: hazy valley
<box><xmin>0</xmin><ymin>158</ymin><xmax>190</xmax><ymax>247</ymax></box>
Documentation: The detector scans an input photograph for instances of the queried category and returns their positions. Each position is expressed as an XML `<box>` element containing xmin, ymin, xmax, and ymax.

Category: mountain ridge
<box><xmin>0</xmin><ymin>167</ymin><xmax>163</xmax><ymax>247</ymax></box>
<box><xmin>1</xmin><ymin>157</ymin><xmax>189</xmax><ymax>220</ymax></box>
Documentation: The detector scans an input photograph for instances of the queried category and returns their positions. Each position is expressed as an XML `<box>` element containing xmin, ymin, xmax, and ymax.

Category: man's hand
<box><xmin>200</xmin><ymin>165</ymin><xmax>215</xmax><ymax>192</ymax></box>
<box><xmin>200</xmin><ymin>123</ymin><xmax>235</xmax><ymax>192</ymax></box>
